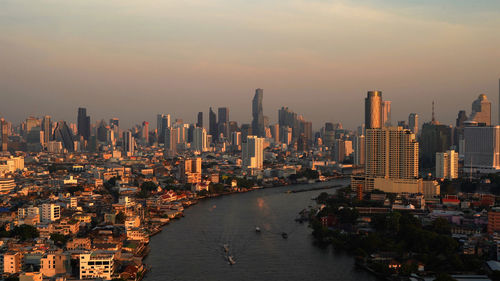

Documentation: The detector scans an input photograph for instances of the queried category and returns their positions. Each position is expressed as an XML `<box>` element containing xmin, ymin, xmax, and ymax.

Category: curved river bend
<box><xmin>144</xmin><ymin>179</ymin><xmax>376</xmax><ymax>281</ymax></box>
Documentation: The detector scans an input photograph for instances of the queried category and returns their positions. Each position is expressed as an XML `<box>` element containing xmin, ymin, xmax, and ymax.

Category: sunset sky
<box><xmin>1</xmin><ymin>0</ymin><xmax>499</xmax><ymax>129</ymax></box>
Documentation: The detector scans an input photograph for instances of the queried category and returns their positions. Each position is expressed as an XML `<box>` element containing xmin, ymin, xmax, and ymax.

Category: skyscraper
<box><xmin>122</xmin><ymin>131</ymin><xmax>134</xmax><ymax>156</ymax></box>
<box><xmin>209</xmin><ymin>107</ymin><xmax>217</xmax><ymax>139</ymax></box>
<box><xmin>165</xmin><ymin>127</ymin><xmax>179</xmax><ymax>155</ymax></box>
<box><xmin>242</xmin><ymin>135</ymin><xmax>264</xmax><ymax>169</ymax></box>
<box><xmin>408</xmin><ymin>113</ymin><xmax>419</xmax><ymax>135</ymax></box>
<box><xmin>142</xmin><ymin>121</ymin><xmax>149</xmax><ymax>143</ymax></box>
<box><xmin>353</xmin><ymin>135</ymin><xmax>365</xmax><ymax>166</ymax></box>
<box><xmin>419</xmin><ymin>122</ymin><xmax>452</xmax><ymax>169</ymax></box>
<box><xmin>157</xmin><ymin>114</ymin><xmax>171</xmax><ymax>144</ymax></box>
<box><xmin>192</xmin><ymin>127</ymin><xmax>207</xmax><ymax>152</ymax></box>
<box><xmin>53</xmin><ymin>121</ymin><xmax>74</xmax><ymax>152</ymax></box>
<box><xmin>464</xmin><ymin>126</ymin><xmax>500</xmax><ymax>173</ymax></box>
<box><xmin>77</xmin><ymin>107</ymin><xmax>90</xmax><ymax>140</ymax></box>
<box><xmin>252</xmin><ymin>88</ymin><xmax>265</xmax><ymax>137</ymax></box>
<box><xmin>0</xmin><ymin>119</ymin><xmax>8</xmax><ymax>151</ymax></box>
<box><xmin>41</xmin><ymin>116</ymin><xmax>52</xmax><ymax>145</ymax></box>
<box><xmin>218</xmin><ymin>107</ymin><xmax>229</xmax><ymax>138</ymax></box>
<box><xmin>381</xmin><ymin>100</ymin><xmax>392</xmax><ymax>127</ymax></box>
<box><xmin>468</xmin><ymin>94</ymin><xmax>491</xmax><ymax>125</ymax></box>
<box><xmin>197</xmin><ymin>112</ymin><xmax>203</xmax><ymax>128</ymax></box>
<box><xmin>365</xmin><ymin>91</ymin><xmax>382</xmax><ymax>129</ymax></box>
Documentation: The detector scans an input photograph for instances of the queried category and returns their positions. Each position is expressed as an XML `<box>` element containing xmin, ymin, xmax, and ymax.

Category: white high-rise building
<box><xmin>436</xmin><ymin>150</ymin><xmax>459</xmax><ymax>179</ymax></box>
<box><xmin>242</xmin><ymin>136</ymin><xmax>264</xmax><ymax>169</ymax></box>
<box><xmin>464</xmin><ymin>125</ymin><xmax>500</xmax><ymax>173</ymax></box>
<box><xmin>192</xmin><ymin>127</ymin><xmax>207</xmax><ymax>152</ymax></box>
<box><xmin>41</xmin><ymin>203</ymin><xmax>61</xmax><ymax>222</ymax></box>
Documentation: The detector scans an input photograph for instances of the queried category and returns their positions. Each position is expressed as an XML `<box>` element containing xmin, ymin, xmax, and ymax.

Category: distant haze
<box><xmin>1</xmin><ymin>0</ymin><xmax>499</xmax><ymax>130</ymax></box>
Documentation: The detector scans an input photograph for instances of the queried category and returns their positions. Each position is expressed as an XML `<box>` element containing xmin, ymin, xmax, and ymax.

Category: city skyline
<box><xmin>1</xmin><ymin>0</ymin><xmax>500</xmax><ymax>129</ymax></box>
<box><xmin>1</xmin><ymin>86</ymin><xmax>499</xmax><ymax>132</ymax></box>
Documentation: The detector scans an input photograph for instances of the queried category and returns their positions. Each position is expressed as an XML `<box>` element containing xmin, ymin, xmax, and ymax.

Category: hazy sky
<box><xmin>1</xmin><ymin>0</ymin><xmax>499</xmax><ymax>130</ymax></box>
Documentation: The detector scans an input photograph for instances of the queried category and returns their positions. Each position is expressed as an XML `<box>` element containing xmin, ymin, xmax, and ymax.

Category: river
<box><xmin>144</xmin><ymin>179</ymin><xmax>376</xmax><ymax>281</ymax></box>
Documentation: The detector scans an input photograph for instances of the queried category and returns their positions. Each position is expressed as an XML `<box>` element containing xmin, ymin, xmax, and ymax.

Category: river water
<box><xmin>144</xmin><ymin>179</ymin><xmax>376</xmax><ymax>281</ymax></box>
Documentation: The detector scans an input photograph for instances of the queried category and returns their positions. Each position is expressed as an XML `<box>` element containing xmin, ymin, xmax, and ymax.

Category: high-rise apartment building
<box><xmin>252</xmin><ymin>88</ymin><xmax>265</xmax><ymax>137</ymax></box>
<box><xmin>77</xmin><ymin>107</ymin><xmax>90</xmax><ymax>140</ymax></box>
<box><xmin>355</xmin><ymin>127</ymin><xmax>419</xmax><ymax>193</ymax></box>
<box><xmin>468</xmin><ymin>94</ymin><xmax>491</xmax><ymax>125</ymax></box>
<box><xmin>192</xmin><ymin>127</ymin><xmax>207</xmax><ymax>152</ymax></box>
<box><xmin>242</xmin><ymin>136</ymin><xmax>264</xmax><ymax>169</ymax></box>
<box><xmin>408</xmin><ymin>113</ymin><xmax>418</xmax><ymax>135</ymax></box>
<box><xmin>365</xmin><ymin>91</ymin><xmax>382</xmax><ymax>129</ymax></box>
<box><xmin>436</xmin><ymin>150</ymin><xmax>459</xmax><ymax>179</ymax></box>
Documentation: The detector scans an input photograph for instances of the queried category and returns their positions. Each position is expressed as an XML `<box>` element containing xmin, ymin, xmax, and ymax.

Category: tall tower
<box><xmin>142</xmin><ymin>121</ymin><xmax>149</xmax><ymax>143</ymax></box>
<box><xmin>365</xmin><ymin>91</ymin><xmax>382</xmax><ymax>129</ymax></box>
<box><xmin>197</xmin><ymin>112</ymin><xmax>203</xmax><ymax>128</ymax></box>
<box><xmin>0</xmin><ymin>119</ymin><xmax>8</xmax><ymax>151</ymax></box>
<box><xmin>209</xmin><ymin>107</ymin><xmax>217</xmax><ymax>139</ymax></box>
<box><xmin>41</xmin><ymin>115</ymin><xmax>52</xmax><ymax>145</ymax></box>
<box><xmin>469</xmin><ymin>94</ymin><xmax>491</xmax><ymax>125</ymax></box>
<box><xmin>122</xmin><ymin>131</ymin><xmax>134</xmax><ymax>155</ymax></box>
<box><xmin>156</xmin><ymin>114</ymin><xmax>171</xmax><ymax>144</ymax></box>
<box><xmin>252</xmin><ymin>88</ymin><xmax>265</xmax><ymax>137</ymax></box>
<box><xmin>77</xmin><ymin>107</ymin><xmax>90</xmax><ymax>140</ymax></box>
<box><xmin>217</xmin><ymin>107</ymin><xmax>229</xmax><ymax>138</ymax></box>
<box><xmin>408</xmin><ymin>113</ymin><xmax>419</xmax><ymax>135</ymax></box>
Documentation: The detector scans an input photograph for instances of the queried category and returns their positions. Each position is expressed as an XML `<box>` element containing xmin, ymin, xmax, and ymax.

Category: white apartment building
<box><xmin>41</xmin><ymin>203</ymin><xmax>61</xmax><ymax>223</ymax></box>
<box><xmin>79</xmin><ymin>252</ymin><xmax>115</xmax><ymax>280</ymax></box>
<box><xmin>242</xmin><ymin>136</ymin><xmax>264</xmax><ymax>169</ymax></box>
<box><xmin>436</xmin><ymin>150</ymin><xmax>459</xmax><ymax>179</ymax></box>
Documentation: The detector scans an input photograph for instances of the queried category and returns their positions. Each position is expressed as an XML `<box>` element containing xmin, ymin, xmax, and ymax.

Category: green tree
<box><xmin>11</xmin><ymin>224</ymin><xmax>39</xmax><ymax>241</ymax></box>
<box><xmin>431</xmin><ymin>218</ymin><xmax>451</xmax><ymax>235</ymax></box>
<box><xmin>50</xmin><ymin>233</ymin><xmax>69</xmax><ymax>247</ymax></box>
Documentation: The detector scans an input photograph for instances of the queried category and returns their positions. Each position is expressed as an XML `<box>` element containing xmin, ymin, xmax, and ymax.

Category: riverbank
<box><xmin>143</xmin><ymin>178</ymin><xmax>375</xmax><ymax>281</ymax></box>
